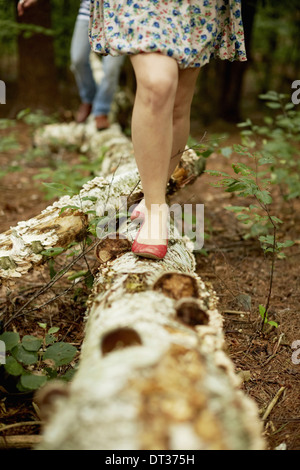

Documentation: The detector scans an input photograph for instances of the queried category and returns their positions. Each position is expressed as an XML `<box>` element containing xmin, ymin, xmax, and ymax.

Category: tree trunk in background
<box><xmin>193</xmin><ymin>0</ymin><xmax>258</xmax><ymax>125</ymax></box>
<box><xmin>14</xmin><ymin>0</ymin><xmax>59</xmax><ymax>113</ymax></box>
<box><xmin>217</xmin><ymin>0</ymin><xmax>258</xmax><ymax>121</ymax></box>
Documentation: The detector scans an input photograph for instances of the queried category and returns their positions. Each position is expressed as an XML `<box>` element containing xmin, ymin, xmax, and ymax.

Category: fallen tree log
<box><xmin>36</xmin><ymin>227</ymin><xmax>264</xmax><ymax>450</ymax></box>
<box><xmin>1</xmin><ymin>121</ymin><xmax>265</xmax><ymax>449</ymax></box>
<box><xmin>33</xmin><ymin>121</ymin><xmax>137</xmax><ymax>176</ymax></box>
<box><xmin>0</xmin><ymin>123</ymin><xmax>200</xmax><ymax>283</ymax></box>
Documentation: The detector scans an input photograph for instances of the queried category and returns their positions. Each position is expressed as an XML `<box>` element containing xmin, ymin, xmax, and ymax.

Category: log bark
<box><xmin>0</xmin><ymin>435</ymin><xmax>41</xmax><ymax>450</ymax></box>
<box><xmin>0</xmin><ymin>122</ymin><xmax>200</xmax><ymax>284</ymax></box>
<box><xmin>36</xmin><ymin>230</ymin><xmax>264</xmax><ymax>450</ymax></box>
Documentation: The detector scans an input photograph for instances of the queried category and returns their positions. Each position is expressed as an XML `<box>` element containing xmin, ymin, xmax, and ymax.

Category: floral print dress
<box><xmin>89</xmin><ymin>0</ymin><xmax>246</xmax><ymax>69</ymax></box>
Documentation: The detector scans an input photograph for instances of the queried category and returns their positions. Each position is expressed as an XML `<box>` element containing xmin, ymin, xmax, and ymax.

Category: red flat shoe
<box><xmin>131</xmin><ymin>226</ymin><xmax>168</xmax><ymax>260</ymax></box>
<box><xmin>131</xmin><ymin>238</ymin><xmax>168</xmax><ymax>260</ymax></box>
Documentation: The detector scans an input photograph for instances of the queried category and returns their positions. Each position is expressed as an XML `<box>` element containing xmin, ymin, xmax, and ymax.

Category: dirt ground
<box><xmin>0</xmin><ymin>118</ymin><xmax>299</xmax><ymax>450</ymax></box>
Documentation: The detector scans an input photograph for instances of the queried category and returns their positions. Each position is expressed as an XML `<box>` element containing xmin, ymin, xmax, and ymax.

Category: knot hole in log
<box><xmin>175</xmin><ymin>298</ymin><xmax>209</xmax><ymax>327</ymax></box>
<box><xmin>95</xmin><ymin>234</ymin><xmax>132</xmax><ymax>264</ymax></box>
<box><xmin>101</xmin><ymin>328</ymin><xmax>142</xmax><ymax>356</ymax></box>
<box><xmin>153</xmin><ymin>272</ymin><xmax>199</xmax><ymax>300</ymax></box>
<box><xmin>153</xmin><ymin>273</ymin><xmax>209</xmax><ymax>327</ymax></box>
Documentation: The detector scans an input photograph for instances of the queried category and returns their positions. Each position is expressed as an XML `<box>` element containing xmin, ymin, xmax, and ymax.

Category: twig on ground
<box><xmin>261</xmin><ymin>386</ymin><xmax>286</xmax><ymax>421</ymax></box>
<box><xmin>262</xmin><ymin>333</ymin><xmax>285</xmax><ymax>366</ymax></box>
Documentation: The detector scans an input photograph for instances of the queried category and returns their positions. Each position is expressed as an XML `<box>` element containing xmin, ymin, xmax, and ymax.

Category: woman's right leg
<box><xmin>132</xmin><ymin>66</ymin><xmax>200</xmax><ymax>222</ymax></box>
<box><xmin>130</xmin><ymin>53</ymin><xmax>179</xmax><ymax>245</ymax></box>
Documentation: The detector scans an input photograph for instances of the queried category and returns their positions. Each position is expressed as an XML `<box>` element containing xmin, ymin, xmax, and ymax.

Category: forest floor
<box><xmin>0</xmin><ymin>116</ymin><xmax>299</xmax><ymax>451</ymax></box>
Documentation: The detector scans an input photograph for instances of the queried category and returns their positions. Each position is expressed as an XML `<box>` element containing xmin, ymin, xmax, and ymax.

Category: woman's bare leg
<box><xmin>130</xmin><ymin>53</ymin><xmax>179</xmax><ymax>244</ymax></box>
<box><xmin>133</xmin><ymin>66</ymin><xmax>200</xmax><ymax>211</ymax></box>
<box><xmin>168</xmin><ymin>67</ymin><xmax>200</xmax><ymax>178</ymax></box>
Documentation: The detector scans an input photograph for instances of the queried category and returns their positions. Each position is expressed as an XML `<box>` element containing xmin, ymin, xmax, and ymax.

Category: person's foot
<box><xmin>131</xmin><ymin>203</ymin><xmax>169</xmax><ymax>260</ymax></box>
<box><xmin>95</xmin><ymin>114</ymin><xmax>110</xmax><ymax>131</ymax></box>
<box><xmin>76</xmin><ymin>103</ymin><xmax>92</xmax><ymax>124</ymax></box>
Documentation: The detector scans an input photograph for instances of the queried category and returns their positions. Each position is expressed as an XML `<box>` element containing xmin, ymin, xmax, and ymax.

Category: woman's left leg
<box><xmin>130</xmin><ymin>53</ymin><xmax>179</xmax><ymax>249</ymax></box>
<box><xmin>168</xmin><ymin>66</ymin><xmax>200</xmax><ymax>179</ymax></box>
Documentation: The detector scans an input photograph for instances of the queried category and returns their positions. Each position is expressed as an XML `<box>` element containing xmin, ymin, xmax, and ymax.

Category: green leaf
<box><xmin>0</xmin><ymin>332</ymin><xmax>20</xmax><ymax>351</ymax></box>
<box><xmin>259</xmin><ymin>304</ymin><xmax>266</xmax><ymax>315</ymax></box>
<box><xmin>43</xmin><ymin>342</ymin><xmax>77</xmax><ymax>367</ymax></box>
<box><xmin>264</xmin><ymin>116</ymin><xmax>273</xmax><ymax>126</ymax></box>
<box><xmin>259</xmin><ymin>235</ymin><xmax>274</xmax><ymax>246</ymax></box>
<box><xmin>44</xmin><ymin>367</ymin><xmax>58</xmax><ymax>380</ymax></box>
<box><xmin>268</xmin><ymin>321</ymin><xmax>279</xmax><ymax>328</ymax></box>
<box><xmin>22</xmin><ymin>335</ymin><xmax>42</xmax><ymax>352</ymax></box>
<box><xmin>45</xmin><ymin>327</ymin><xmax>60</xmax><ymax>346</ymax></box>
<box><xmin>11</xmin><ymin>344</ymin><xmax>38</xmax><ymax>366</ymax></box>
<box><xmin>276</xmin><ymin>240</ymin><xmax>294</xmax><ymax>249</ymax></box>
<box><xmin>225</xmin><ymin>181</ymin><xmax>247</xmax><ymax>193</ymax></box>
<box><xmin>255</xmin><ymin>190</ymin><xmax>273</xmax><ymax>205</ymax></box>
<box><xmin>48</xmin><ymin>327</ymin><xmax>60</xmax><ymax>335</ymax></box>
<box><xmin>266</xmin><ymin>102</ymin><xmax>281</xmax><ymax>109</ymax></box>
<box><xmin>61</xmin><ymin>367</ymin><xmax>77</xmax><ymax>382</ymax></box>
<box><xmin>225</xmin><ymin>205</ymin><xmax>247</xmax><ymax>213</ymax></box>
<box><xmin>59</xmin><ymin>205</ymin><xmax>81</xmax><ymax>215</ymax></box>
<box><xmin>67</xmin><ymin>270</ymin><xmax>88</xmax><ymax>281</ymax></box>
<box><xmin>236</xmin><ymin>213</ymin><xmax>250</xmax><ymax>221</ymax></box>
<box><xmin>200</xmin><ymin>150</ymin><xmax>212</xmax><ymax>159</ymax></box>
<box><xmin>232</xmin><ymin>164</ymin><xmax>240</xmax><ymax>174</ymax></box>
<box><xmin>259</xmin><ymin>92</ymin><xmax>279</xmax><ymax>102</ymax></box>
<box><xmin>4</xmin><ymin>356</ymin><xmax>24</xmax><ymax>376</ymax></box>
<box><xmin>0</xmin><ymin>119</ymin><xmax>16</xmax><ymax>130</ymax></box>
<box><xmin>41</xmin><ymin>247</ymin><xmax>64</xmax><ymax>257</ymax></box>
<box><xmin>270</xmin><ymin>216</ymin><xmax>283</xmax><ymax>225</ymax></box>
<box><xmin>258</xmin><ymin>155</ymin><xmax>276</xmax><ymax>165</ymax></box>
<box><xmin>45</xmin><ymin>334</ymin><xmax>57</xmax><ymax>346</ymax></box>
<box><xmin>240</xmin><ymin>129</ymin><xmax>253</xmax><ymax>136</ymax></box>
<box><xmin>284</xmin><ymin>103</ymin><xmax>294</xmax><ymax>111</ymax></box>
<box><xmin>42</xmin><ymin>182</ymin><xmax>76</xmax><ymax>196</ymax></box>
<box><xmin>237</xmin><ymin>118</ymin><xmax>252</xmax><ymax>128</ymax></box>
<box><xmin>48</xmin><ymin>258</ymin><xmax>56</xmax><ymax>279</ymax></box>
<box><xmin>282</xmin><ymin>240</ymin><xmax>294</xmax><ymax>248</ymax></box>
<box><xmin>84</xmin><ymin>273</ymin><xmax>94</xmax><ymax>289</ymax></box>
<box><xmin>259</xmin><ymin>304</ymin><xmax>267</xmax><ymax>322</ymax></box>
<box><xmin>232</xmin><ymin>163</ymin><xmax>254</xmax><ymax>176</ymax></box>
<box><xmin>20</xmin><ymin>374</ymin><xmax>47</xmax><ymax>391</ymax></box>
<box><xmin>81</xmin><ymin>196</ymin><xmax>98</xmax><ymax>202</ymax></box>
<box><xmin>205</xmin><ymin>170</ymin><xmax>230</xmax><ymax>178</ymax></box>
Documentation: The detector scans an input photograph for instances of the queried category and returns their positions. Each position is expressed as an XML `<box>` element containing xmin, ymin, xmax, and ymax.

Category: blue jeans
<box><xmin>70</xmin><ymin>16</ymin><xmax>124</xmax><ymax>116</ymax></box>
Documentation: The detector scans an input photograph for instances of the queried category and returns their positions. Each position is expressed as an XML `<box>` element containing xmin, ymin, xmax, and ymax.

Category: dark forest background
<box><xmin>0</xmin><ymin>0</ymin><xmax>300</xmax><ymax>124</ymax></box>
